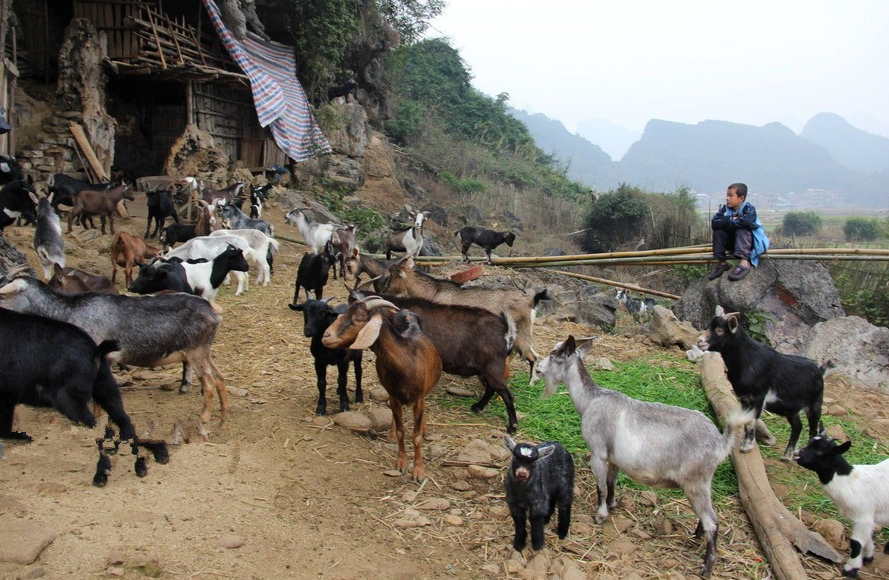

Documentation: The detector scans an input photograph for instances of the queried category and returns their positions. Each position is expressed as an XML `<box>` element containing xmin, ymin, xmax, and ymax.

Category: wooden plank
<box><xmin>69</xmin><ymin>121</ymin><xmax>109</xmax><ymax>182</ymax></box>
<box><xmin>144</xmin><ymin>7</ymin><xmax>167</xmax><ymax>68</ymax></box>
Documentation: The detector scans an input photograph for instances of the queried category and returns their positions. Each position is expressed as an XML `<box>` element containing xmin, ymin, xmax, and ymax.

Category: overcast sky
<box><xmin>425</xmin><ymin>1</ymin><xmax>889</xmax><ymax>137</ymax></box>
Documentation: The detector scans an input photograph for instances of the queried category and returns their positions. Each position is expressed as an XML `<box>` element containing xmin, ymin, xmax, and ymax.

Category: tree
<box><xmin>780</xmin><ymin>212</ymin><xmax>821</xmax><ymax>236</ymax></box>
<box><xmin>843</xmin><ymin>217</ymin><xmax>881</xmax><ymax>241</ymax></box>
<box><xmin>580</xmin><ymin>184</ymin><xmax>649</xmax><ymax>253</ymax></box>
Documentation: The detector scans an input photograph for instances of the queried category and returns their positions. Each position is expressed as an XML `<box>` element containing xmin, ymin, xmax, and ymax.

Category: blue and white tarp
<box><xmin>202</xmin><ymin>0</ymin><xmax>331</xmax><ymax>162</ymax></box>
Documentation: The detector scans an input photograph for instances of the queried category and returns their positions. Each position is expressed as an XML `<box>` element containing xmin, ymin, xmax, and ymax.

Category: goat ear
<box><xmin>574</xmin><ymin>336</ymin><xmax>597</xmax><ymax>358</ymax></box>
<box><xmin>289</xmin><ymin>303</ymin><xmax>305</xmax><ymax>311</ymax></box>
<box><xmin>563</xmin><ymin>335</ymin><xmax>577</xmax><ymax>355</ymax></box>
<box><xmin>726</xmin><ymin>314</ymin><xmax>741</xmax><ymax>334</ymax></box>
<box><xmin>832</xmin><ymin>440</ymin><xmax>852</xmax><ymax>455</ymax></box>
<box><xmin>351</xmin><ymin>314</ymin><xmax>383</xmax><ymax>350</ymax></box>
<box><xmin>503</xmin><ymin>435</ymin><xmax>517</xmax><ymax>452</ymax></box>
<box><xmin>536</xmin><ymin>444</ymin><xmax>556</xmax><ymax>460</ymax></box>
<box><xmin>28</xmin><ymin>191</ymin><xmax>38</xmax><ymax>204</ymax></box>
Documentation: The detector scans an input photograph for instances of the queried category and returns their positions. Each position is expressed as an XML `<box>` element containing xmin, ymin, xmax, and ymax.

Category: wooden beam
<box><xmin>69</xmin><ymin>121</ymin><xmax>109</xmax><ymax>182</ymax></box>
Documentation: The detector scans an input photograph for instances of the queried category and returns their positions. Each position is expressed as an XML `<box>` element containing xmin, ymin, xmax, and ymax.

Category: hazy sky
<box><xmin>426</xmin><ymin>1</ymin><xmax>889</xmax><ymax>137</ymax></box>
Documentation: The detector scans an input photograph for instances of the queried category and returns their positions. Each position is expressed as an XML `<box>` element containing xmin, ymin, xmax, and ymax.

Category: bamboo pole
<box><xmin>540</xmin><ymin>269</ymin><xmax>681</xmax><ymax>300</ymax></box>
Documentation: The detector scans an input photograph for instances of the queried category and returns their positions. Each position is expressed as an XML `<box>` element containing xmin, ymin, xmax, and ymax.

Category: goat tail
<box><xmin>719</xmin><ymin>407</ymin><xmax>757</xmax><ymax>460</ymax></box>
<box><xmin>819</xmin><ymin>359</ymin><xmax>836</xmax><ymax>376</ymax></box>
<box><xmin>268</xmin><ymin>238</ymin><xmax>281</xmax><ymax>252</ymax></box>
<box><xmin>94</xmin><ymin>340</ymin><xmax>122</xmax><ymax>362</ymax></box>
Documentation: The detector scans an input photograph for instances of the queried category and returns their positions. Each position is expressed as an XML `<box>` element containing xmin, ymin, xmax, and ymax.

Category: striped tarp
<box><xmin>202</xmin><ymin>0</ymin><xmax>331</xmax><ymax>162</ymax></box>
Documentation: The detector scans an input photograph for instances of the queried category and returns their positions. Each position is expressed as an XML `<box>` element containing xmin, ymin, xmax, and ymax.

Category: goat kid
<box><xmin>615</xmin><ymin>288</ymin><xmax>656</xmax><ymax>323</ymax></box>
<box><xmin>697</xmin><ymin>311</ymin><xmax>829</xmax><ymax>460</ymax></box>
<box><xmin>0</xmin><ymin>178</ymin><xmax>37</xmax><ymax>234</ymax></box>
<box><xmin>67</xmin><ymin>183</ymin><xmax>135</xmax><ymax>235</ymax></box>
<box><xmin>49</xmin><ymin>265</ymin><xmax>118</xmax><ymax>295</ymax></box>
<box><xmin>145</xmin><ymin>188</ymin><xmax>180</xmax><ymax>239</ymax></box>
<box><xmin>794</xmin><ymin>432</ymin><xmax>889</xmax><ymax>578</ymax></box>
<box><xmin>217</xmin><ymin>199</ymin><xmax>274</xmax><ymax>237</ymax></box>
<box><xmin>454</xmin><ymin>226</ymin><xmax>516</xmax><ymax>264</ymax></box>
<box><xmin>504</xmin><ymin>435</ymin><xmax>574</xmax><ymax>552</ymax></box>
<box><xmin>249</xmin><ymin>184</ymin><xmax>271</xmax><ymax>219</ymax></box>
<box><xmin>288</xmin><ymin>298</ymin><xmax>363</xmax><ymax>415</ymax></box>
<box><xmin>285</xmin><ymin>208</ymin><xmax>337</xmax><ymax>254</ymax></box>
<box><xmin>31</xmin><ymin>192</ymin><xmax>65</xmax><ymax>280</ymax></box>
<box><xmin>538</xmin><ymin>335</ymin><xmax>753</xmax><ymax>578</ymax></box>
<box><xmin>293</xmin><ymin>251</ymin><xmax>336</xmax><ymax>304</ymax></box>
<box><xmin>322</xmin><ymin>296</ymin><xmax>442</xmax><ymax>480</ymax></box>
<box><xmin>110</xmin><ymin>231</ymin><xmax>160</xmax><ymax>288</ymax></box>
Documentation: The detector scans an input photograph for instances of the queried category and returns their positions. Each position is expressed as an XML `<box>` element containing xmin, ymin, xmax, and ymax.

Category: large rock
<box><xmin>646</xmin><ymin>305</ymin><xmax>700</xmax><ymax>350</ymax></box>
<box><xmin>0</xmin><ymin>519</ymin><xmax>57</xmax><ymax>565</ymax></box>
<box><xmin>806</xmin><ymin>316</ymin><xmax>889</xmax><ymax>392</ymax></box>
<box><xmin>673</xmin><ymin>260</ymin><xmax>845</xmax><ymax>353</ymax></box>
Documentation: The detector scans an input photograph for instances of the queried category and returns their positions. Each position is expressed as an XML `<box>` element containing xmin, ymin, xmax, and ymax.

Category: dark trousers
<box><xmin>713</xmin><ymin>228</ymin><xmax>753</xmax><ymax>261</ymax></box>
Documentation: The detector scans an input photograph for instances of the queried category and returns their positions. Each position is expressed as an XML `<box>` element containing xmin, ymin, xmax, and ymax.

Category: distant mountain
<box><xmin>509</xmin><ymin>109</ymin><xmax>615</xmax><ymax>187</ymax></box>
<box><xmin>800</xmin><ymin>112</ymin><xmax>889</xmax><ymax>173</ymax></box>
<box><xmin>515</xmin><ymin>111</ymin><xmax>886</xmax><ymax>207</ymax></box>
<box><xmin>575</xmin><ymin>118</ymin><xmax>640</xmax><ymax>161</ymax></box>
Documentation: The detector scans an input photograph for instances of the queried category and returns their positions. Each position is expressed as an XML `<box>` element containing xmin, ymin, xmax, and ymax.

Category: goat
<box><xmin>794</xmin><ymin>432</ymin><xmax>889</xmax><ymax>578</ymax></box>
<box><xmin>696</xmin><ymin>311</ymin><xmax>828</xmax><ymax>460</ymax></box>
<box><xmin>615</xmin><ymin>288</ymin><xmax>656</xmax><ymax>323</ymax></box>
<box><xmin>249</xmin><ymin>184</ymin><xmax>271</xmax><ymax>219</ymax></box>
<box><xmin>327</xmin><ymin>225</ymin><xmax>357</xmax><ymax>280</ymax></box>
<box><xmin>352</xmin><ymin>290</ymin><xmax>518</xmax><ymax>433</ymax></box>
<box><xmin>0</xmin><ymin>308</ymin><xmax>168</xmax><ymax>486</ymax></box>
<box><xmin>67</xmin><ymin>183</ymin><xmax>135</xmax><ymax>235</ymax></box>
<box><xmin>383</xmin><ymin>210</ymin><xmax>428</xmax><ymax>260</ymax></box>
<box><xmin>454</xmin><ymin>227</ymin><xmax>516</xmax><ymax>264</ymax></box>
<box><xmin>49</xmin><ymin>265</ymin><xmax>118</xmax><ymax>295</ymax></box>
<box><xmin>145</xmin><ymin>188</ymin><xmax>180</xmax><ymax>239</ymax></box>
<box><xmin>0</xmin><ymin>178</ymin><xmax>37</xmax><ymax>234</ymax></box>
<box><xmin>217</xmin><ymin>199</ymin><xmax>274</xmax><ymax>237</ymax></box>
<box><xmin>380</xmin><ymin>257</ymin><xmax>548</xmax><ymax>383</ymax></box>
<box><xmin>110</xmin><ymin>231</ymin><xmax>160</xmax><ymax>288</ymax></box>
<box><xmin>209</xmin><ymin>228</ymin><xmax>278</xmax><ymax>285</ymax></box>
<box><xmin>345</xmin><ymin>252</ymin><xmax>393</xmax><ymax>290</ymax></box>
<box><xmin>322</xmin><ymin>296</ymin><xmax>442</xmax><ymax>480</ymax></box>
<box><xmin>48</xmin><ymin>174</ymin><xmax>127</xmax><ymax>228</ymax></box>
<box><xmin>160</xmin><ymin>199</ymin><xmax>217</xmax><ymax>250</ymax></box>
<box><xmin>193</xmin><ymin>180</ymin><xmax>246</xmax><ymax>208</ymax></box>
<box><xmin>162</xmin><ymin>235</ymin><xmax>262</xmax><ymax>296</ymax></box>
<box><xmin>288</xmin><ymin>298</ymin><xmax>363</xmax><ymax>415</ymax></box>
<box><xmin>538</xmin><ymin>335</ymin><xmax>753</xmax><ymax>578</ymax></box>
<box><xmin>503</xmin><ymin>435</ymin><xmax>574</xmax><ymax>552</ymax></box>
<box><xmin>129</xmin><ymin>259</ymin><xmax>192</xmax><ymax>296</ymax></box>
<box><xmin>327</xmin><ymin>81</ymin><xmax>358</xmax><ymax>101</ymax></box>
<box><xmin>168</xmin><ymin>245</ymin><xmax>248</xmax><ymax>304</ymax></box>
<box><xmin>293</xmin><ymin>251</ymin><xmax>336</xmax><ymax>304</ymax></box>
<box><xmin>31</xmin><ymin>193</ymin><xmax>65</xmax><ymax>280</ymax></box>
<box><xmin>0</xmin><ymin>153</ymin><xmax>23</xmax><ymax>185</ymax></box>
<box><xmin>285</xmin><ymin>208</ymin><xmax>337</xmax><ymax>254</ymax></box>
<box><xmin>0</xmin><ymin>268</ymin><xmax>228</xmax><ymax>424</ymax></box>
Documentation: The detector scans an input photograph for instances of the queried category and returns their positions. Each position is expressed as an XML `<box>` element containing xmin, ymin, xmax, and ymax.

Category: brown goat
<box><xmin>111</xmin><ymin>231</ymin><xmax>160</xmax><ymax>287</ymax></box>
<box><xmin>49</xmin><ymin>264</ymin><xmax>119</xmax><ymax>295</ymax></box>
<box><xmin>322</xmin><ymin>296</ymin><xmax>442</xmax><ymax>480</ymax></box>
<box><xmin>328</xmin><ymin>225</ymin><xmax>357</xmax><ymax>280</ymax></box>
<box><xmin>380</xmin><ymin>258</ymin><xmax>548</xmax><ymax>383</ymax></box>
<box><xmin>67</xmin><ymin>183</ymin><xmax>135</xmax><ymax>234</ymax></box>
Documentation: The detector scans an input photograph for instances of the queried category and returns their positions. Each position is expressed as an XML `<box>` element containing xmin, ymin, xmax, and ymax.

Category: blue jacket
<box><xmin>711</xmin><ymin>201</ymin><xmax>770</xmax><ymax>266</ymax></box>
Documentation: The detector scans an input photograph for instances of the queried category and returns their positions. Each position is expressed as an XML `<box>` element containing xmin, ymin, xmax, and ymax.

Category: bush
<box><xmin>843</xmin><ymin>217</ymin><xmax>882</xmax><ymax>242</ymax></box>
<box><xmin>580</xmin><ymin>184</ymin><xmax>649</xmax><ymax>253</ymax></box>
<box><xmin>780</xmin><ymin>212</ymin><xmax>821</xmax><ymax>236</ymax></box>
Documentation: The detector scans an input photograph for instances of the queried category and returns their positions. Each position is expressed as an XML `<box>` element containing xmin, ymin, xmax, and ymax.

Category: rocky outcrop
<box><xmin>805</xmin><ymin>316</ymin><xmax>889</xmax><ymax>392</ymax></box>
<box><xmin>672</xmin><ymin>259</ymin><xmax>845</xmax><ymax>353</ymax></box>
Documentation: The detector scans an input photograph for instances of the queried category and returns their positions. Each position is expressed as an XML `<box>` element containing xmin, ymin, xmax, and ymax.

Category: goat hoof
<box><xmin>842</xmin><ymin>568</ymin><xmax>859</xmax><ymax>578</ymax></box>
<box><xmin>178</xmin><ymin>385</ymin><xmax>190</xmax><ymax>394</ymax></box>
<box><xmin>134</xmin><ymin>456</ymin><xmax>148</xmax><ymax>477</ymax></box>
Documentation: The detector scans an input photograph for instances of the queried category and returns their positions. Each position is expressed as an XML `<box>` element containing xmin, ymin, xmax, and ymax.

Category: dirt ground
<box><xmin>1</xmin><ymin>198</ymin><xmax>888</xmax><ymax>580</ymax></box>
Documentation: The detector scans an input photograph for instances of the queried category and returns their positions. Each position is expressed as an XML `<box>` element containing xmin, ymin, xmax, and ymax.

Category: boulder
<box><xmin>673</xmin><ymin>259</ymin><xmax>845</xmax><ymax>353</ymax></box>
<box><xmin>806</xmin><ymin>316</ymin><xmax>889</xmax><ymax>392</ymax></box>
<box><xmin>646</xmin><ymin>305</ymin><xmax>700</xmax><ymax>350</ymax></box>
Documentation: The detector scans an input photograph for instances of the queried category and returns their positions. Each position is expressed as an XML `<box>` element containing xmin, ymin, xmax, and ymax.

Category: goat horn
<box><xmin>360</xmin><ymin>297</ymin><xmax>399</xmax><ymax>311</ymax></box>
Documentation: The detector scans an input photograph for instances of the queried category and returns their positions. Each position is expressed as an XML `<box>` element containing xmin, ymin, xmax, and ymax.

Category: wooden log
<box><xmin>700</xmin><ymin>353</ymin><xmax>843</xmax><ymax>580</ymax></box>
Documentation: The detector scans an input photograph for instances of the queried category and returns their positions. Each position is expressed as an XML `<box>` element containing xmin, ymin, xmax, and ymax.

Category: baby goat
<box><xmin>697</xmin><ymin>311</ymin><xmax>829</xmax><ymax>460</ymax></box>
<box><xmin>504</xmin><ymin>435</ymin><xmax>574</xmax><ymax>552</ymax></box>
<box><xmin>615</xmin><ymin>288</ymin><xmax>655</xmax><ymax>323</ymax></box>
<box><xmin>794</xmin><ymin>432</ymin><xmax>889</xmax><ymax>578</ymax></box>
<box><xmin>538</xmin><ymin>335</ymin><xmax>752</xmax><ymax>578</ymax></box>
<box><xmin>289</xmin><ymin>298</ymin><xmax>363</xmax><ymax>415</ymax></box>
<box><xmin>322</xmin><ymin>296</ymin><xmax>441</xmax><ymax>480</ymax></box>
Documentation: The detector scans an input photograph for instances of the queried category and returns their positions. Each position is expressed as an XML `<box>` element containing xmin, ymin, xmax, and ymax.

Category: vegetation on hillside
<box><xmin>779</xmin><ymin>212</ymin><xmax>822</xmax><ymax>237</ymax></box>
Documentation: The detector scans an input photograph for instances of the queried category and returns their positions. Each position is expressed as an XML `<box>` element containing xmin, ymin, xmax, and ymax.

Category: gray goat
<box><xmin>537</xmin><ymin>335</ymin><xmax>753</xmax><ymax>578</ymax></box>
<box><xmin>0</xmin><ymin>267</ymin><xmax>228</xmax><ymax>424</ymax></box>
<box><xmin>31</xmin><ymin>192</ymin><xmax>65</xmax><ymax>280</ymax></box>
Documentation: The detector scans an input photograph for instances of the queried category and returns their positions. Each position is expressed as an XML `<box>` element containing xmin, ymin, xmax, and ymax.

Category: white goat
<box><xmin>383</xmin><ymin>210</ymin><xmax>428</xmax><ymax>259</ymax></box>
<box><xmin>161</xmin><ymin>235</ymin><xmax>261</xmax><ymax>295</ymax></box>
<box><xmin>209</xmin><ymin>228</ymin><xmax>279</xmax><ymax>285</ymax></box>
<box><xmin>537</xmin><ymin>335</ymin><xmax>753</xmax><ymax>579</ymax></box>
<box><xmin>794</xmin><ymin>432</ymin><xmax>889</xmax><ymax>577</ymax></box>
<box><xmin>285</xmin><ymin>208</ymin><xmax>337</xmax><ymax>254</ymax></box>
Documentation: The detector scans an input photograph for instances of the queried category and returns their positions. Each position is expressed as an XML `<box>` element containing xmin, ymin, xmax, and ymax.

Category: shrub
<box><xmin>843</xmin><ymin>217</ymin><xmax>882</xmax><ymax>242</ymax></box>
<box><xmin>580</xmin><ymin>184</ymin><xmax>648</xmax><ymax>253</ymax></box>
<box><xmin>780</xmin><ymin>212</ymin><xmax>821</xmax><ymax>236</ymax></box>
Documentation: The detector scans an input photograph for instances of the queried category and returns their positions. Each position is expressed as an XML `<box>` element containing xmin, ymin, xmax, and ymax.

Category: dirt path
<box><xmin>1</xmin><ymin>202</ymin><xmax>888</xmax><ymax>580</ymax></box>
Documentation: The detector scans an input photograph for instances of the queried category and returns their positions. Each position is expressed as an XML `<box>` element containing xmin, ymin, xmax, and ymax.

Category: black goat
<box><xmin>0</xmin><ymin>153</ymin><xmax>23</xmax><ymax>185</ymax></box>
<box><xmin>161</xmin><ymin>223</ymin><xmax>197</xmax><ymax>250</ymax></box>
<box><xmin>249</xmin><ymin>184</ymin><xmax>271</xmax><ymax>219</ymax></box>
<box><xmin>697</xmin><ymin>311</ymin><xmax>829</xmax><ymax>460</ymax></box>
<box><xmin>293</xmin><ymin>251</ymin><xmax>336</xmax><ymax>304</ymax></box>
<box><xmin>504</xmin><ymin>435</ymin><xmax>575</xmax><ymax>552</ymax></box>
<box><xmin>288</xmin><ymin>298</ymin><xmax>363</xmax><ymax>415</ymax></box>
<box><xmin>145</xmin><ymin>188</ymin><xmax>180</xmax><ymax>239</ymax></box>
<box><xmin>454</xmin><ymin>226</ymin><xmax>516</xmax><ymax>264</ymax></box>
<box><xmin>0</xmin><ymin>178</ymin><xmax>37</xmax><ymax>233</ymax></box>
<box><xmin>129</xmin><ymin>260</ymin><xmax>192</xmax><ymax>295</ymax></box>
<box><xmin>47</xmin><ymin>173</ymin><xmax>125</xmax><ymax>228</ymax></box>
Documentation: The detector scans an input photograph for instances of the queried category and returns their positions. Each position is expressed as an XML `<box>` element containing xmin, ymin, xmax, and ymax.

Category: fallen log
<box><xmin>700</xmin><ymin>353</ymin><xmax>842</xmax><ymax>580</ymax></box>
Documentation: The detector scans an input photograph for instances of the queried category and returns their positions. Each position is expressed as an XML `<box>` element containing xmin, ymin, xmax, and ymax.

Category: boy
<box><xmin>707</xmin><ymin>183</ymin><xmax>770</xmax><ymax>281</ymax></box>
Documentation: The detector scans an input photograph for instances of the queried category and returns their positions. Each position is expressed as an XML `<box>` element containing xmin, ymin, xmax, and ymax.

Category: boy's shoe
<box><xmin>707</xmin><ymin>262</ymin><xmax>731</xmax><ymax>280</ymax></box>
<box><xmin>728</xmin><ymin>265</ymin><xmax>751</xmax><ymax>281</ymax></box>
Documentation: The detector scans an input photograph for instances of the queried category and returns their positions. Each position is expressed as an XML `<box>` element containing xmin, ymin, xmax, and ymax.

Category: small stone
<box><xmin>561</xmin><ymin>560</ymin><xmax>589</xmax><ymax>580</ymax></box>
<box><xmin>593</xmin><ymin>357</ymin><xmax>614</xmax><ymax>370</ymax></box>
<box><xmin>383</xmin><ymin>470</ymin><xmax>402</xmax><ymax>477</ymax></box>
<box><xmin>526</xmin><ymin>552</ymin><xmax>549</xmax><ymax>576</ymax></box>
<box><xmin>368</xmin><ymin>408</ymin><xmax>392</xmax><ymax>431</ymax></box>
<box><xmin>0</xmin><ymin>519</ymin><xmax>57</xmax><ymax>565</ymax></box>
<box><xmin>638</xmin><ymin>491</ymin><xmax>658</xmax><ymax>507</ymax></box>
<box><xmin>451</xmin><ymin>480</ymin><xmax>471</xmax><ymax>491</ymax></box>
<box><xmin>217</xmin><ymin>534</ymin><xmax>245</xmax><ymax>549</ymax></box>
<box><xmin>417</xmin><ymin>498</ymin><xmax>450</xmax><ymax>510</ymax></box>
<box><xmin>332</xmin><ymin>411</ymin><xmax>372</xmax><ymax>432</ymax></box>
<box><xmin>369</xmin><ymin>388</ymin><xmax>389</xmax><ymax>402</ymax></box>
<box><xmin>488</xmin><ymin>505</ymin><xmax>509</xmax><ymax>518</ymax></box>
<box><xmin>443</xmin><ymin>514</ymin><xmax>463</xmax><ymax>526</ymax></box>
<box><xmin>227</xmin><ymin>386</ymin><xmax>248</xmax><ymax>397</ymax></box>
<box><xmin>814</xmin><ymin>518</ymin><xmax>846</xmax><ymax>548</ymax></box>
<box><xmin>106</xmin><ymin>552</ymin><xmax>126</xmax><ymax>566</ymax></box>
<box><xmin>607</xmin><ymin>540</ymin><xmax>637</xmax><ymax>555</ymax></box>
<box><xmin>310</xmin><ymin>416</ymin><xmax>333</xmax><ymax>427</ymax></box>
<box><xmin>610</xmin><ymin>515</ymin><xmax>634</xmax><ymax>533</ymax></box>
<box><xmin>826</xmin><ymin>404</ymin><xmax>848</xmax><ymax>417</ymax></box>
<box><xmin>467</xmin><ymin>465</ymin><xmax>499</xmax><ymax>479</ymax></box>
<box><xmin>480</xmin><ymin>563</ymin><xmax>501</xmax><ymax>577</ymax></box>
<box><xmin>572</xmin><ymin>522</ymin><xmax>594</xmax><ymax>535</ymax></box>
<box><xmin>128</xmin><ymin>555</ymin><xmax>162</xmax><ymax>578</ymax></box>
<box><xmin>402</xmin><ymin>491</ymin><xmax>418</xmax><ymax>502</ymax></box>
<box><xmin>106</xmin><ymin>568</ymin><xmax>125</xmax><ymax>577</ymax></box>
<box><xmin>446</xmin><ymin>386</ymin><xmax>476</xmax><ymax>397</ymax></box>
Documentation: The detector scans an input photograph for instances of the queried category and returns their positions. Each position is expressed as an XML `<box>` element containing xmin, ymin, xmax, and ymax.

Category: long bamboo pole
<box><xmin>539</xmin><ymin>269</ymin><xmax>682</xmax><ymax>300</ymax></box>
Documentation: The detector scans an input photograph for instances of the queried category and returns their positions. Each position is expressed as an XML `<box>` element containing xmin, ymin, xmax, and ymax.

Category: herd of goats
<box><xmin>0</xmin><ymin>168</ymin><xmax>886</xmax><ymax>578</ymax></box>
